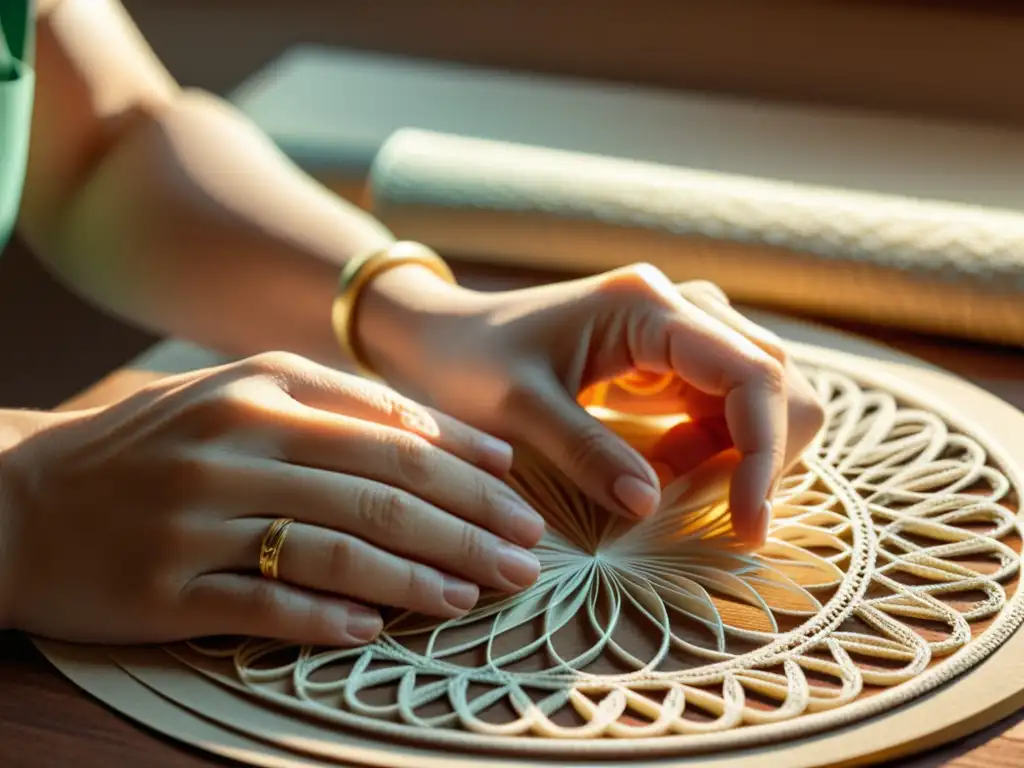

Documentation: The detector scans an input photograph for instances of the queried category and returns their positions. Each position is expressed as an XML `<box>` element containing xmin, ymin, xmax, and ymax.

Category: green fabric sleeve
<box><xmin>0</xmin><ymin>0</ymin><xmax>35</xmax><ymax>254</ymax></box>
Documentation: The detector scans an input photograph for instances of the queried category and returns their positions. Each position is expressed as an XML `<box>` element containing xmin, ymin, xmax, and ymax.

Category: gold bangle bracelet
<box><xmin>331</xmin><ymin>241</ymin><xmax>457</xmax><ymax>377</ymax></box>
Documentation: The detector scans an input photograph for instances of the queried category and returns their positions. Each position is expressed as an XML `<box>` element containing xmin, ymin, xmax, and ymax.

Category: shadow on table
<box><xmin>0</xmin><ymin>238</ymin><xmax>156</xmax><ymax>410</ymax></box>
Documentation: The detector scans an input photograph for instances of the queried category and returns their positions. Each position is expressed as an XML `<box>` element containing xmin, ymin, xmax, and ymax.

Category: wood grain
<box><xmin>2</xmin><ymin>261</ymin><xmax>1023</xmax><ymax>767</ymax></box>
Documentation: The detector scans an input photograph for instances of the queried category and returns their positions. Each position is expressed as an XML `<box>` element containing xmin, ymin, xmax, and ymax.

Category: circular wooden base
<box><xmin>34</xmin><ymin>316</ymin><xmax>1024</xmax><ymax>767</ymax></box>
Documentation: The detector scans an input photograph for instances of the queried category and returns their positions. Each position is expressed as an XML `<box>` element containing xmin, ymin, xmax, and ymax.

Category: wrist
<box><xmin>356</xmin><ymin>262</ymin><xmax>485</xmax><ymax>383</ymax></box>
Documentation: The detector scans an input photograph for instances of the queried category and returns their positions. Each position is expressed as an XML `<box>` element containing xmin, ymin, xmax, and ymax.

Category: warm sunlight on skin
<box><xmin>395</xmin><ymin>401</ymin><xmax>441</xmax><ymax>439</ymax></box>
<box><xmin>579</xmin><ymin>371</ymin><xmax>734</xmax><ymax>489</ymax></box>
<box><xmin>0</xmin><ymin>0</ymin><xmax>824</xmax><ymax>649</ymax></box>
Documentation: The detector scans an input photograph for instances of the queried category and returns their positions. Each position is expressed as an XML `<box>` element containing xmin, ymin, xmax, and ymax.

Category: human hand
<box><xmin>360</xmin><ymin>264</ymin><xmax>825</xmax><ymax>544</ymax></box>
<box><xmin>0</xmin><ymin>353</ymin><xmax>544</xmax><ymax>645</ymax></box>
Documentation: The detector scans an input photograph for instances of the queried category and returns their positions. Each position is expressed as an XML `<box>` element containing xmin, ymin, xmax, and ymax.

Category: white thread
<box><xmin>178</xmin><ymin>363</ymin><xmax>1022</xmax><ymax>752</ymax></box>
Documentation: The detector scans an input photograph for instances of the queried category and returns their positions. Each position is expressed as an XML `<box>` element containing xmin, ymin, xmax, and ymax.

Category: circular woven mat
<box><xmin>35</xmin><ymin>322</ymin><xmax>1024</xmax><ymax>768</ymax></box>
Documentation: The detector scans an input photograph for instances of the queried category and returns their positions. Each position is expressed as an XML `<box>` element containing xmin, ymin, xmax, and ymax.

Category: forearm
<box><xmin>18</xmin><ymin>0</ymin><xmax>458</xmax><ymax>370</ymax></box>
<box><xmin>33</xmin><ymin>90</ymin><xmax>419</xmax><ymax>367</ymax></box>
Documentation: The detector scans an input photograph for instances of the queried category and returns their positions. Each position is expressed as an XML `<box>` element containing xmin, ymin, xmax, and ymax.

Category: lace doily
<box><xmin>163</xmin><ymin>355</ymin><xmax>1022</xmax><ymax>758</ymax></box>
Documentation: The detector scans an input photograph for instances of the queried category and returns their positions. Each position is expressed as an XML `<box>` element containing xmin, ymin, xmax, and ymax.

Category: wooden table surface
<box><xmin>2</xmin><ymin>262</ymin><xmax>1024</xmax><ymax>767</ymax></box>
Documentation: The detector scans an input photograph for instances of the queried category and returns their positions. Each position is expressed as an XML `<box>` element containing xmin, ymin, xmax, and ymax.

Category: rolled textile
<box><xmin>369</xmin><ymin>129</ymin><xmax>1024</xmax><ymax>346</ymax></box>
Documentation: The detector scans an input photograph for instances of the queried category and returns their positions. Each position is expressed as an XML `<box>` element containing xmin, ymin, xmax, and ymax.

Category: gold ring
<box><xmin>258</xmin><ymin>517</ymin><xmax>293</xmax><ymax>580</ymax></box>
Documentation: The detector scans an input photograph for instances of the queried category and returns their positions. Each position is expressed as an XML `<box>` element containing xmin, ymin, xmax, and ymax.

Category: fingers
<box><xmin>504</xmin><ymin>370</ymin><xmax>662</xmax><ymax>520</ymax></box>
<box><xmin>785</xmin><ymin>379</ymin><xmax>827</xmax><ymax>467</ymax></box>
<box><xmin>269</xmin><ymin>416</ymin><xmax>545</xmax><ymax>548</ymax></box>
<box><xmin>676</xmin><ymin>281</ymin><xmax>787</xmax><ymax>362</ymax></box>
<box><xmin>232</xmin><ymin>352</ymin><xmax>514</xmax><ymax>476</ymax></box>
<box><xmin>632</xmin><ymin>268</ymin><xmax>787</xmax><ymax>532</ymax></box>
<box><xmin>219</xmin><ymin>519</ymin><xmax>480</xmax><ymax>619</ymax></box>
<box><xmin>719</xmin><ymin>370</ymin><xmax>786</xmax><ymax>538</ymax></box>
<box><xmin>181</xmin><ymin>572</ymin><xmax>383</xmax><ymax>646</ymax></box>
<box><xmin>590</xmin><ymin>265</ymin><xmax>787</xmax><ymax>539</ymax></box>
<box><xmin>677</xmin><ymin>284</ymin><xmax>826</xmax><ymax>469</ymax></box>
<box><xmin>649</xmin><ymin>416</ymin><xmax>733</xmax><ymax>480</ymax></box>
<box><xmin>229</xmin><ymin>463</ymin><xmax>541</xmax><ymax>594</ymax></box>
<box><xmin>676</xmin><ymin>279</ymin><xmax>730</xmax><ymax>306</ymax></box>
<box><xmin>178</xmin><ymin>352</ymin><xmax>543</xmax><ymax>548</ymax></box>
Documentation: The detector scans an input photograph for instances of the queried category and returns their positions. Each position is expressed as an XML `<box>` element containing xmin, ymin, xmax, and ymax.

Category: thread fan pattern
<box><xmin>176</xmin><ymin>363</ymin><xmax>1022</xmax><ymax>752</ymax></box>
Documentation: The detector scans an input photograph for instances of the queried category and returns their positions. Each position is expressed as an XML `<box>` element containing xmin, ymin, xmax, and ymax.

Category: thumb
<box><xmin>506</xmin><ymin>370</ymin><xmax>662</xmax><ymax>519</ymax></box>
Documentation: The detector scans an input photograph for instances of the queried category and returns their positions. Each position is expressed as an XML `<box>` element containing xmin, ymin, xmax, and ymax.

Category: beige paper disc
<box><xmin>34</xmin><ymin>315</ymin><xmax>1024</xmax><ymax>768</ymax></box>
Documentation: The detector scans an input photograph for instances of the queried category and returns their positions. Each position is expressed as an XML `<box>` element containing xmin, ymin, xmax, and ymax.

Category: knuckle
<box><xmin>404</xmin><ymin>563</ymin><xmax>443</xmax><ymax>611</ymax></box>
<box><xmin>249</xmin><ymin>579</ymin><xmax>288</xmax><ymax>619</ymax></box>
<box><xmin>474</xmin><ymin>481</ymin><xmax>503</xmax><ymax>525</ymax></box>
<box><xmin>391</xmin><ymin>434</ymin><xmax>435</xmax><ymax>487</ymax></box>
<box><xmin>180</xmin><ymin>385</ymin><xmax>260</xmax><ymax>439</ymax></box>
<box><xmin>361</xmin><ymin>383</ymin><xmax>401</xmax><ymax>419</ymax></box>
<box><xmin>355</xmin><ymin>486</ymin><xmax>409</xmax><ymax>539</ymax></box>
<box><xmin>766</xmin><ymin>343</ymin><xmax>789</xmax><ymax>368</ymax></box>
<box><xmin>458</xmin><ymin>524</ymin><xmax>490</xmax><ymax>568</ymax></box>
<box><xmin>244</xmin><ymin>350</ymin><xmax>303</xmax><ymax>374</ymax></box>
<box><xmin>467</xmin><ymin>477</ymin><xmax>511</xmax><ymax>537</ymax></box>
<box><xmin>750</xmin><ymin>355</ymin><xmax>787</xmax><ymax>395</ymax></box>
<box><xmin>793</xmin><ymin>389</ymin><xmax>827</xmax><ymax>438</ymax></box>
<box><xmin>562</xmin><ymin>424</ymin><xmax>610</xmax><ymax>472</ymax></box>
<box><xmin>394</xmin><ymin>398</ymin><xmax>442</xmax><ymax>439</ymax></box>
<box><xmin>758</xmin><ymin>335</ymin><xmax>789</xmax><ymax>367</ymax></box>
<box><xmin>239</xmin><ymin>350</ymin><xmax>306</xmax><ymax>377</ymax></box>
<box><xmin>681</xmin><ymin>279</ymin><xmax>730</xmax><ymax>304</ymax></box>
<box><xmin>325</xmin><ymin>534</ymin><xmax>359</xmax><ymax>583</ymax></box>
<box><xmin>623</xmin><ymin>261</ymin><xmax>663</xmax><ymax>284</ymax></box>
<box><xmin>599</xmin><ymin>262</ymin><xmax>666</xmax><ymax>296</ymax></box>
<box><xmin>247</xmin><ymin>580</ymin><xmax>331</xmax><ymax>638</ymax></box>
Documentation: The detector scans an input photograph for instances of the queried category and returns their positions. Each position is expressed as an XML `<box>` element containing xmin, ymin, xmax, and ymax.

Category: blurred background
<box><xmin>4</xmin><ymin>0</ymin><xmax>1024</xmax><ymax>408</ymax></box>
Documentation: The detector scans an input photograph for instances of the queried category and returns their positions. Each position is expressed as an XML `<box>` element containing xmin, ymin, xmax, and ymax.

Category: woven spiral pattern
<box><xmin>175</xmin><ymin>362</ymin><xmax>1022</xmax><ymax>754</ymax></box>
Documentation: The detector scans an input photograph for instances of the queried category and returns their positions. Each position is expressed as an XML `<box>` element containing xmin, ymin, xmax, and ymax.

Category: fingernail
<box><xmin>479</xmin><ymin>434</ymin><xmax>514</xmax><ymax>474</ymax></box>
<box><xmin>498</xmin><ymin>544</ymin><xmax>541</xmax><ymax>590</ymax></box>
<box><xmin>343</xmin><ymin>606</ymin><xmax>383</xmax><ymax>643</ymax></box>
<box><xmin>613</xmin><ymin>475</ymin><xmax>661</xmax><ymax>518</ymax></box>
<box><xmin>442</xmin><ymin>577</ymin><xmax>479</xmax><ymax>613</ymax></box>
<box><xmin>502</xmin><ymin>500</ymin><xmax>546</xmax><ymax>547</ymax></box>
